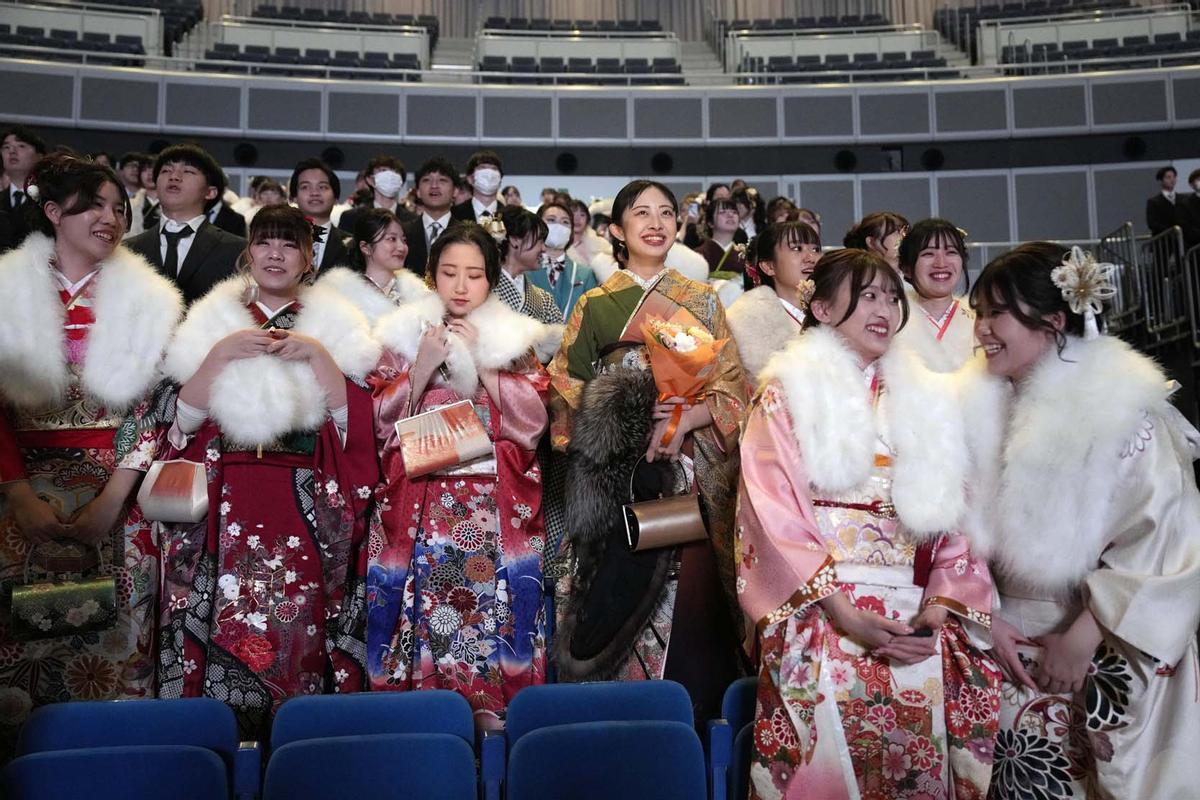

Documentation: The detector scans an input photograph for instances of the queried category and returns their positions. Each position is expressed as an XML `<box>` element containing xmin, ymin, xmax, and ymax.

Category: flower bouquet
<box><xmin>639</xmin><ymin>307</ymin><xmax>728</xmax><ymax>448</ymax></box>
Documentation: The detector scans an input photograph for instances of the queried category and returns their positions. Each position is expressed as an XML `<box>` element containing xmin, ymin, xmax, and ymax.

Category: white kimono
<box><xmin>894</xmin><ymin>286</ymin><xmax>976</xmax><ymax>373</ymax></box>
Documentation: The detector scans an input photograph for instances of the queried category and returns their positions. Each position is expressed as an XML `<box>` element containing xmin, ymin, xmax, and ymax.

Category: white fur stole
<box><xmin>725</xmin><ymin>286</ymin><xmax>803</xmax><ymax>384</ymax></box>
<box><xmin>319</xmin><ymin>266</ymin><xmax>430</xmax><ymax>325</ymax></box>
<box><xmin>373</xmin><ymin>292</ymin><xmax>548</xmax><ymax>398</ymax></box>
<box><xmin>0</xmin><ymin>233</ymin><xmax>183</xmax><ymax>411</ymax></box>
<box><xmin>162</xmin><ymin>278</ymin><xmax>380</xmax><ymax>446</ymax></box>
<box><xmin>760</xmin><ymin>325</ymin><xmax>968</xmax><ymax>537</ymax></box>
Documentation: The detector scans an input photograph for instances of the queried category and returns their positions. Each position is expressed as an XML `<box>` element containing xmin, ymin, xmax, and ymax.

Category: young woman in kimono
<box><xmin>726</xmin><ymin>221</ymin><xmax>822</xmax><ymax>383</ymax></box>
<box><xmin>737</xmin><ymin>248</ymin><xmax>1000</xmax><ymax>799</ymax></box>
<box><xmin>156</xmin><ymin>205</ymin><xmax>381</xmax><ymax>738</ymax></box>
<box><xmin>319</xmin><ymin>208</ymin><xmax>431</xmax><ymax>326</ymax></box>
<box><xmin>843</xmin><ymin>211</ymin><xmax>909</xmax><ymax>272</ymax></box>
<box><xmin>367</xmin><ymin>222</ymin><xmax>552</xmax><ymax>729</ymax></box>
<box><xmin>549</xmin><ymin>180</ymin><xmax>748</xmax><ymax>723</ymax></box>
<box><xmin>959</xmin><ymin>242</ymin><xmax>1200</xmax><ymax>799</ymax></box>
<box><xmin>893</xmin><ymin>219</ymin><xmax>976</xmax><ymax>373</ymax></box>
<box><xmin>0</xmin><ymin>155</ymin><xmax>182</xmax><ymax>759</ymax></box>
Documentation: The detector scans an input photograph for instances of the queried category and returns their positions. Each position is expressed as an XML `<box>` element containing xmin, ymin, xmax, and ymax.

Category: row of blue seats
<box><xmin>249</xmin><ymin>5</ymin><xmax>439</xmax><ymax>47</ymax></box>
<box><xmin>1</xmin><ymin>679</ymin><xmax>760</xmax><ymax>800</ymax></box>
<box><xmin>484</xmin><ymin>17</ymin><xmax>663</xmax><ymax>32</ymax></box>
<box><xmin>1001</xmin><ymin>30</ymin><xmax>1200</xmax><ymax>62</ymax></box>
<box><xmin>200</xmin><ymin>44</ymin><xmax>422</xmax><ymax>81</ymax></box>
<box><xmin>727</xmin><ymin>13</ymin><xmax>892</xmax><ymax>31</ymax></box>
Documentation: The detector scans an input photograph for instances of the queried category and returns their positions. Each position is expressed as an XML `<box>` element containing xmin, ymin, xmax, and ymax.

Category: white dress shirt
<box><xmin>159</xmin><ymin>213</ymin><xmax>208</xmax><ymax>272</ymax></box>
<box><xmin>472</xmin><ymin>197</ymin><xmax>499</xmax><ymax>219</ymax></box>
<box><xmin>421</xmin><ymin>211</ymin><xmax>452</xmax><ymax>247</ymax></box>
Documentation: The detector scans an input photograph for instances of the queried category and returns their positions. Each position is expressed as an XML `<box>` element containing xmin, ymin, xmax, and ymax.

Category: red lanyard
<box><xmin>924</xmin><ymin>300</ymin><xmax>959</xmax><ymax>342</ymax></box>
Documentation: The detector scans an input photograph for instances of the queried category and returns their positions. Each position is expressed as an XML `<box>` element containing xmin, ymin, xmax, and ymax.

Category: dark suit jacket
<box><xmin>402</xmin><ymin>217</ymin><xmax>429</xmax><ymax>277</ymax></box>
<box><xmin>1176</xmin><ymin>193</ymin><xmax>1200</xmax><ymax>250</ymax></box>
<box><xmin>211</xmin><ymin>204</ymin><xmax>247</xmax><ymax>238</ymax></box>
<box><xmin>450</xmin><ymin>199</ymin><xmax>502</xmax><ymax>224</ymax></box>
<box><xmin>1146</xmin><ymin>193</ymin><xmax>1179</xmax><ymax>237</ymax></box>
<box><xmin>0</xmin><ymin>189</ymin><xmax>32</xmax><ymax>248</ymax></box>
<box><xmin>0</xmin><ymin>210</ymin><xmax>14</xmax><ymax>255</ymax></box>
<box><xmin>125</xmin><ymin>220</ymin><xmax>245</xmax><ymax>304</ymax></box>
<box><xmin>317</xmin><ymin>225</ymin><xmax>351</xmax><ymax>272</ymax></box>
<box><xmin>339</xmin><ymin>203</ymin><xmax>418</xmax><ymax>237</ymax></box>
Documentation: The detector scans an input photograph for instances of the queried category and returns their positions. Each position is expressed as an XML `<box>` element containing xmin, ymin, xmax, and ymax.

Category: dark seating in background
<box><xmin>249</xmin><ymin>4</ymin><xmax>439</xmax><ymax>47</ymax></box>
<box><xmin>480</xmin><ymin>54</ymin><xmax>685</xmax><ymax>85</ymax></box>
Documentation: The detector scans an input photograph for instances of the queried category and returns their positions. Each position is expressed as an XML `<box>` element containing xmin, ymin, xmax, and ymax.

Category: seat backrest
<box><xmin>264</xmin><ymin>734</ymin><xmax>475</xmax><ymax>800</ymax></box>
<box><xmin>3</xmin><ymin>744</ymin><xmax>228</xmax><ymax>800</ymax></box>
<box><xmin>504</xmin><ymin>680</ymin><xmax>694</xmax><ymax>746</ymax></box>
<box><xmin>270</xmin><ymin>690</ymin><xmax>475</xmax><ymax>751</ymax></box>
<box><xmin>17</xmin><ymin>698</ymin><xmax>238</xmax><ymax>770</ymax></box>
<box><xmin>720</xmin><ymin>676</ymin><xmax>758</xmax><ymax>733</ymax></box>
<box><xmin>506</xmin><ymin>721</ymin><xmax>706</xmax><ymax>800</ymax></box>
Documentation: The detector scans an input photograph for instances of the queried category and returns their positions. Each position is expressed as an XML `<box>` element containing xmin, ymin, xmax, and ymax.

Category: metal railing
<box><xmin>1138</xmin><ymin>225</ymin><xmax>1190</xmax><ymax>348</ymax></box>
<box><xmin>1186</xmin><ymin>243</ymin><xmax>1200</xmax><ymax>357</ymax></box>
<box><xmin>1097</xmin><ymin>221</ymin><xmax>1145</xmax><ymax>335</ymax></box>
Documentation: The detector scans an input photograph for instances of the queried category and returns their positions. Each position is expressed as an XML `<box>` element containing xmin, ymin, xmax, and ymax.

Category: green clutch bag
<box><xmin>9</xmin><ymin>542</ymin><xmax>117</xmax><ymax>642</ymax></box>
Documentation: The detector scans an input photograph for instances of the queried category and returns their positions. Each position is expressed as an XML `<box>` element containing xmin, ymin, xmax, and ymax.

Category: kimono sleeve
<box><xmin>702</xmin><ymin>297</ymin><xmax>748</xmax><ymax>454</ymax></box>
<box><xmin>547</xmin><ymin>291</ymin><xmax>597</xmax><ymax>451</ymax></box>
<box><xmin>495</xmin><ymin>353</ymin><xmax>550</xmax><ymax>451</ymax></box>
<box><xmin>922</xmin><ymin>534</ymin><xmax>995</xmax><ymax>646</ymax></box>
<box><xmin>736</xmin><ymin>382</ymin><xmax>838</xmax><ymax>640</ymax></box>
<box><xmin>1086</xmin><ymin>408</ymin><xmax>1200</xmax><ymax>667</ymax></box>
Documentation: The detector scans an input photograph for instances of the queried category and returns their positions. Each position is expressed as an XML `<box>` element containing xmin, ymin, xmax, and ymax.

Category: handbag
<box><xmin>137</xmin><ymin>459</ymin><xmax>208</xmax><ymax>523</ymax></box>
<box><xmin>9</xmin><ymin>542</ymin><xmax>118</xmax><ymax>642</ymax></box>
<box><xmin>397</xmin><ymin>400</ymin><xmax>494</xmax><ymax>478</ymax></box>
<box><xmin>623</xmin><ymin>458</ymin><xmax>708</xmax><ymax>552</ymax></box>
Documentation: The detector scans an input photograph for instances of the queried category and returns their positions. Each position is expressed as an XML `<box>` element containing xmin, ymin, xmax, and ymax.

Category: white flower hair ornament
<box><xmin>24</xmin><ymin>183</ymin><xmax>39</xmax><ymax>202</ymax></box>
<box><xmin>1050</xmin><ymin>246</ymin><xmax>1116</xmax><ymax>340</ymax></box>
<box><xmin>482</xmin><ymin>216</ymin><xmax>507</xmax><ymax>244</ymax></box>
<box><xmin>796</xmin><ymin>278</ymin><xmax>817</xmax><ymax>312</ymax></box>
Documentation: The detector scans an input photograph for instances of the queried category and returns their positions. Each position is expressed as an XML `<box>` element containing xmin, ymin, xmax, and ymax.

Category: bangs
<box><xmin>779</xmin><ymin>220</ymin><xmax>821</xmax><ymax>248</ymax></box>
<box><xmin>841</xmin><ymin>256</ymin><xmax>909</xmax><ymax>332</ymax></box>
<box><xmin>912</xmin><ymin>225</ymin><xmax>967</xmax><ymax>258</ymax></box>
<box><xmin>249</xmin><ymin>206</ymin><xmax>312</xmax><ymax>247</ymax></box>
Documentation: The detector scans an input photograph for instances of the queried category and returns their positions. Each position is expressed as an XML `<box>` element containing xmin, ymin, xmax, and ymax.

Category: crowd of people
<box><xmin>0</xmin><ymin>123</ymin><xmax>1197</xmax><ymax>800</ymax></box>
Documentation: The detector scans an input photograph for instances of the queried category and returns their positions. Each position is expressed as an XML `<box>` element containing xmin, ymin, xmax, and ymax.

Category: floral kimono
<box><xmin>738</xmin><ymin>326</ymin><xmax>1000</xmax><ymax>800</ymax></box>
<box><xmin>548</xmin><ymin>267</ymin><xmax>748</xmax><ymax>722</ymax></box>
<box><xmin>155</xmin><ymin>278</ymin><xmax>381</xmax><ymax>738</ymax></box>
<box><xmin>893</xmin><ymin>286</ymin><xmax>976</xmax><ymax>374</ymax></box>
<box><xmin>959</xmin><ymin>336</ymin><xmax>1200</xmax><ymax>800</ymax></box>
<box><xmin>318</xmin><ymin>266</ymin><xmax>431</xmax><ymax>326</ymax></box>
<box><xmin>0</xmin><ymin>234</ymin><xmax>182</xmax><ymax>759</ymax></box>
<box><xmin>367</xmin><ymin>292</ymin><xmax>551</xmax><ymax>728</ymax></box>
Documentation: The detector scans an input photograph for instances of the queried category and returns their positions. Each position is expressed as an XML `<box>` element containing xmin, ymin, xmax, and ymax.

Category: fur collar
<box><xmin>162</xmin><ymin>277</ymin><xmax>380</xmax><ymax>447</ymax></box>
<box><xmin>318</xmin><ymin>266</ymin><xmax>430</xmax><ymax>325</ymax></box>
<box><xmin>373</xmin><ymin>292</ymin><xmax>549</xmax><ymax>398</ymax></box>
<box><xmin>958</xmin><ymin>336</ymin><xmax>1170</xmax><ymax>593</ymax></box>
<box><xmin>761</xmin><ymin>325</ymin><xmax>967</xmax><ymax>536</ymax></box>
<box><xmin>725</xmin><ymin>286</ymin><xmax>803</xmax><ymax>383</ymax></box>
<box><xmin>0</xmin><ymin>233</ymin><xmax>183</xmax><ymax>411</ymax></box>
<box><xmin>893</xmin><ymin>288</ymin><xmax>976</xmax><ymax>373</ymax></box>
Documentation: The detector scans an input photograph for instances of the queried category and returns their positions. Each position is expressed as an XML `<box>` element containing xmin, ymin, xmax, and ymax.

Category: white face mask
<box><xmin>372</xmin><ymin>169</ymin><xmax>404</xmax><ymax>199</ymax></box>
<box><xmin>544</xmin><ymin>222</ymin><xmax>572</xmax><ymax>250</ymax></box>
<box><xmin>472</xmin><ymin>167</ymin><xmax>502</xmax><ymax>196</ymax></box>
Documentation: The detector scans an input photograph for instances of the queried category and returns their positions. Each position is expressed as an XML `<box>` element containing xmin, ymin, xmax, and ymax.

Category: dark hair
<box><xmin>247</xmin><ymin>203</ymin><xmax>313</xmax><ymax>251</ymax></box>
<box><xmin>766</xmin><ymin>195</ymin><xmax>798</xmax><ymax>220</ymax></box>
<box><xmin>754</xmin><ymin>221</ymin><xmax>821</xmax><ymax>291</ymax></box>
<box><xmin>843</xmin><ymin>211</ymin><xmax>909</xmax><ymax>251</ymax></box>
<box><xmin>152</xmin><ymin>144</ymin><xmax>226</xmax><ymax>211</ymax></box>
<box><xmin>1189</xmin><ymin>168</ymin><xmax>1200</xmax><ymax>185</ymax></box>
<box><xmin>24</xmin><ymin>153</ymin><xmax>130</xmax><ymax>238</ymax></box>
<box><xmin>897</xmin><ymin>218</ymin><xmax>969</xmax><ymax>297</ymax></box>
<box><xmin>591</xmin><ymin>212</ymin><xmax>611</xmax><ymax>229</ymax></box>
<box><xmin>414</xmin><ymin>157</ymin><xmax>458</xmax><ymax>186</ymax></box>
<box><xmin>426</xmin><ymin>220</ymin><xmax>502</xmax><ymax>288</ymax></box>
<box><xmin>801</xmin><ymin>248</ymin><xmax>909</xmax><ymax>332</ymax></box>
<box><xmin>704</xmin><ymin>197</ymin><xmax>738</xmax><ymax>226</ymax></box>
<box><xmin>501</xmin><ymin>185</ymin><xmax>520</xmax><ymax>198</ymax></box>
<box><xmin>89</xmin><ymin>151</ymin><xmax>113</xmax><ymax>165</ymax></box>
<box><xmin>497</xmin><ymin>204</ymin><xmax>547</xmax><ymax>261</ymax></box>
<box><xmin>609</xmin><ymin>179</ymin><xmax>679</xmax><ymax>265</ymax></box>
<box><xmin>365</xmin><ymin>154</ymin><xmax>406</xmax><ymax>183</ymax></box>
<box><xmin>348</xmin><ymin>208</ymin><xmax>403</xmax><ymax>273</ymax></box>
<box><xmin>969</xmin><ymin>241</ymin><xmax>1085</xmax><ymax>354</ymax></box>
<box><xmin>537</xmin><ymin>199</ymin><xmax>572</xmax><ymax>221</ymax></box>
<box><xmin>1</xmin><ymin>126</ymin><xmax>48</xmax><ymax>156</ymax></box>
<box><xmin>466</xmin><ymin>149</ymin><xmax>503</xmax><ymax>176</ymax></box>
<box><xmin>704</xmin><ymin>182</ymin><xmax>729</xmax><ymax>204</ymax></box>
<box><xmin>256</xmin><ymin>179</ymin><xmax>285</xmax><ymax>199</ymax></box>
<box><xmin>289</xmin><ymin>158</ymin><xmax>341</xmax><ymax>199</ymax></box>
<box><xmin>1155</xmin><ymin>166</ymin><xmax>1177</xmax><ymax>182</ymax></box>
<box><xmin>117</xmin><ymin>151</ymin><xmax>146</xmax><ymax>170</ymax></box>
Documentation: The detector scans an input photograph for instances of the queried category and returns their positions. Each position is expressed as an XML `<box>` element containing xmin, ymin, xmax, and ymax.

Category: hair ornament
<box><xmin>23</xmin><ymin>180</ymin><xmax>39</xmax><ymax>202</ymax></box>
<box><xmin>796</xmin><ymin>278</ymin><xmax>817</xmax><ymax>311</ymax></box>
<box><xmin>1050</xmin><ymin>245</ymin><xmax>1116</xmax><ymax>340</ymax></box>
<box><xmin>482</xmin><ymin>216</ymin><xmax>507</xmax><ymax>243</ymax></box>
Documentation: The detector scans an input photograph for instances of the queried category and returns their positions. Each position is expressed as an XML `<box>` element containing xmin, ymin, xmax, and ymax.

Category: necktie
<box><xmin>163</xmin><ymin>224</ymin><xmax>194</xmax><ymax>276</ymax></box>
<box><xmin>428</xmin><ymin>220</ymin><xmax>442</xmax><ymax>244</ymax></box>
<box><xmin>11</xmin><ymin>190</ymin><xmax>24</xmax><ymax>209</ymax></box>
<box><xmin>312</xmin><ymin>225</ymin><xmax>326</xmax><ymax>265</ymax></box>
<box><xmin>546</xmin><ymin>257</ymin><xmax>566</xmax><ymax>288</ymax></box>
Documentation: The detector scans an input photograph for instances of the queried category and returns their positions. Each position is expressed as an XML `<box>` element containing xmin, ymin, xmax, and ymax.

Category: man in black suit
<box><xmin>0</xmin><ymin>126</ymin><xmax>48</xmax><ymax>249</ymax></box>
<box><xmin>124</xmin><ymin>144</ymin><xmax>244</xmax><ymax>304</ymax></box>
<box><xmin>1177</xmin><ymin>168</ymin><xmax>1200</xmax><ymax>250</ymax></box>
<box><xmin>290</xmin><ymin>157</ymin><xmax>349</xmax><ymax>272</ymax></box>
<box><xmin>450</xmin><ymin>149</ymin><xmax>504</xmax><ymax>224</ymax></box>
<box><xmin>338</xmin><ymin>154</ymin><xmax>417</xmax><ymax>235</ymax></box>
<box><xmin>210</xmin><ymin>199</ymin><xmax>248</xmax><ymax>238</ymax></box>
<box><xmin>1146</xmin><ymin>165</ymin><xmax>1180</xmax><ymax>237</ymax></box>
<box><xmin>403</xmin><ymin>157</ymin><xmax>458</xmax><ymax>276</ymax></box>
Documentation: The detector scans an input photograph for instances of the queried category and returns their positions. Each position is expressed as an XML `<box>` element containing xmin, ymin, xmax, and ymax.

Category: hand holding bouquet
<box><xmin>639</xmin><ymin>308</ymin><xmax>728</xmax><ymax>449</ymax></box>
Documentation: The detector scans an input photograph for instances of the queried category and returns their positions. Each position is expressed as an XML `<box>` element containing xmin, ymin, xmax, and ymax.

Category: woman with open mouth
<box><xmin>549</xmin><ymin>179</ymin><xmax>748</xmax><ymax>725</ymax></box>
<box><xmin>737</xmin><ymin>247</ymin><xmax>1000</xmax><ymax>799</ymax></box>
<box><xmin>960</xmin><ymin>242</ymin><xmax>1200</xmax><ymax>800</ymax></box>
<box><xmin>893</xmin><ymin>218</ymin><xmax>977</xmax><ymax>372</ymax></box>
<box><xmin>155</xmin><ymin>204</ymin><xmax>381</xmax><ymax>738</ymax></box>
<box><xmin>0</xmin><ymin>154</ymin><xmax>183</xmax><ymax>759</ymax></box>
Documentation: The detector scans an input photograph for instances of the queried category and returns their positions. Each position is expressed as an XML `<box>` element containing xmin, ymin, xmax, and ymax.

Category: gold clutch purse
<box><xmin>623</xmin><ymin>458</ymin><xmax>708</xmax><ymax>552</ymax></box>
<box><xmin>397</xmin><ymin>400</ymin><xmax>494</xmax><ymax>478</ymax></box>
<box><xmin>137</xmin><ymin>459</ymin><xmax>208</xmax><ymax>523</ymax></box>
<box><xmin>9</xmin><ymin>542</ymin><xmax>117</xmax><ymax>642</ymax></box>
